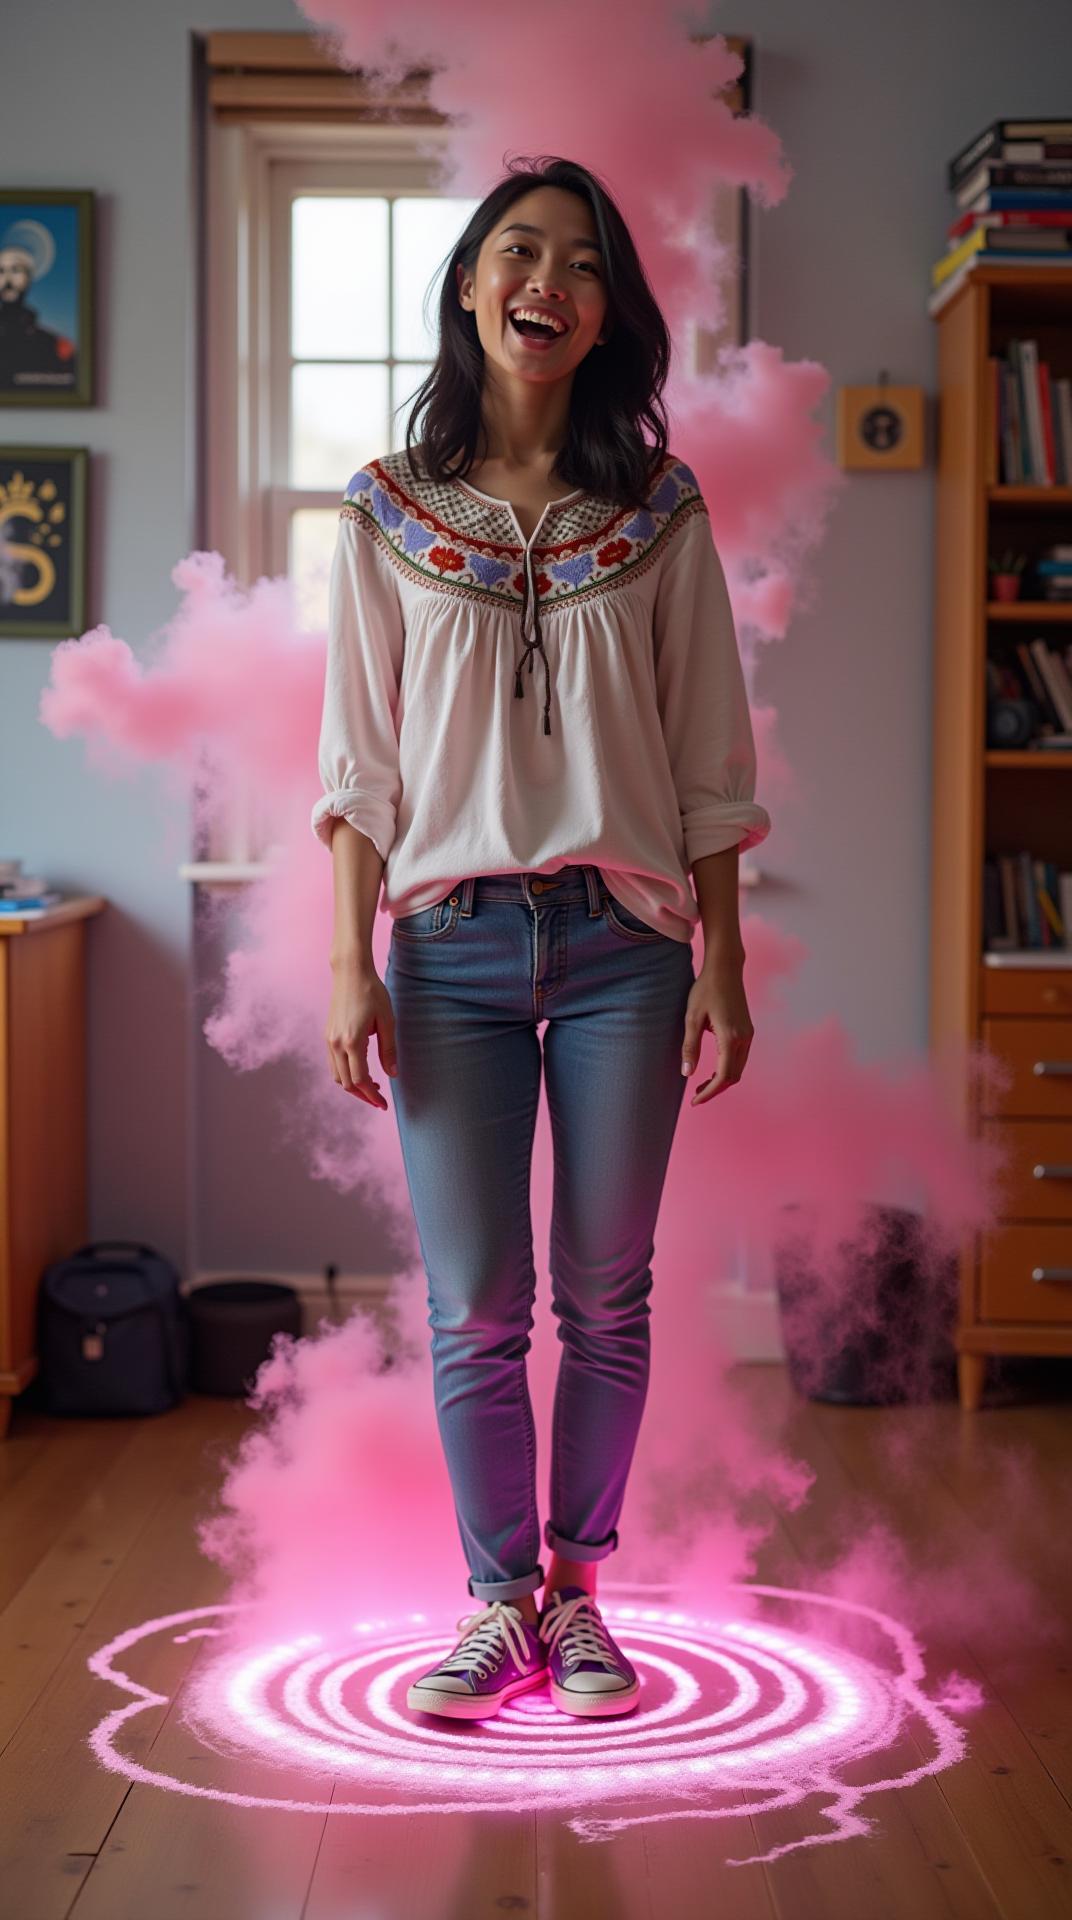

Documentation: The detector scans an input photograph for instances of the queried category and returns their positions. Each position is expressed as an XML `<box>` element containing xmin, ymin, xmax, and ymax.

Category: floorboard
<box><xmin>1</xmin><ymin>1371</ymin><xmax>1068</xmax><ymax>1920</ymax></box>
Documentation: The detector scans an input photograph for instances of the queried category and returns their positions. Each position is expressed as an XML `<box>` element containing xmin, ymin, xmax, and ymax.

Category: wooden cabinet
<box><xmin>930</xmin><ymin>265</ymin><xmax>1072</xmax><ymax>1409</ymax></box>
<box><xmin>973</xmin><ymin>966</ymin><xmax>1072</xmax><ymax>1346</ymax></box>
<box><xmin>0</xmin><ymin>896</ymin><xmax>106</xmax><ymax>1436</ymax></box>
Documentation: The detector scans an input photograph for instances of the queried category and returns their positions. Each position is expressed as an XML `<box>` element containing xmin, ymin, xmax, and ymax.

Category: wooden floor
<box><xmin>1</xmin><ymin>1363</ymin><xmax>1070</xmax><ymax>1920</ymax></box>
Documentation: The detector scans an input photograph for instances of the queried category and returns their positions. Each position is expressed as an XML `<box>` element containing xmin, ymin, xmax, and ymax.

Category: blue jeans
<box><xmin>383</xmin><ymin>864</ymin><xmax>695</xmax><ymax>1603</ymax></box>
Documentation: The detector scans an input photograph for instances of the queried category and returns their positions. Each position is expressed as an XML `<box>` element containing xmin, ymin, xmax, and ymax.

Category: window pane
<box><xmin>390</xmin><ymin>362</ymin><xmax>433</xmax><ymax>449</ymax></box>
<box><xmin>392</xmin><ymin>197</ymin><xmax>479</xmax><ymax>359</ymax></box>
<box><xmin>292</xmin><ymin>197</ymin><xmax>388</xmax><ymax>359</ymax></box>
<box><xmin>291</xmin><ymin>363</ymin><xmax>389</xmax><ymax>488</ymax></box>
<box><xmin>290</xmin><ymin>509</ymin><xmax>339</xmax><ymax>633</ymax></box>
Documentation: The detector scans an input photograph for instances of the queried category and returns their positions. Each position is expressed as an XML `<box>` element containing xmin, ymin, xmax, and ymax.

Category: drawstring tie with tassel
<box><xmin>515</xmin><ymin>556</ymin><xmax>553</xmax><ymax>735</ymax></box>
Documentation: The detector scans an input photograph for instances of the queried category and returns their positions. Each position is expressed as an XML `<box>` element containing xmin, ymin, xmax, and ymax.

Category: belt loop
<box><xmin>583</xmin><ymin>865</ymin><xmax>602</xmax><ymax>917</ymax></box>
<box><xmin>460</xmin><ymin>875</ymin><xmax>475</xmax><ymax>917</ymax></box>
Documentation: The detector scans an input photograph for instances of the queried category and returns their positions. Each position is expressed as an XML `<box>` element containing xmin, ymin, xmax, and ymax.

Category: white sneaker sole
<box><xmin>406</xmin><ymin>1664</ymin><xmax>548</xmax><ymax>1720</ymax></box>
<box><xmin>549</xmin><ymin>1676</ymin><xmax>641</xmax><ymax>1717</ymax></box>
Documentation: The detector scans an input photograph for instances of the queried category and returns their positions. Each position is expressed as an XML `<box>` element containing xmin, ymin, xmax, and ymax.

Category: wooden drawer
<box><xmin>979</xmin><ymin>1223</ymin><xmax>1072</xmax><ymax>1322</ymax></box>
<box><xmin>979</xmin><ymin>1017</ymin><xmax>1072</xmax><ymax>1117</ymax></box>
<box><xmin>980</xmin><ymin>966</ymin><xmax>1072</xmax><ymax>1016</ymax></box>
<box><xmin>980</xmin><ymin>1117</ymin><xmax>1072</xmax><ymax>1219</ymax></box>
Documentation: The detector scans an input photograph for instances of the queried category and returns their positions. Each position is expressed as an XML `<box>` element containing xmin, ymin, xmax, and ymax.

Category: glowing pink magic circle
<box><xmin>86</xmin><ymin>1583</ymin><xmax>969</xmax><ymax>1865</ymax></box>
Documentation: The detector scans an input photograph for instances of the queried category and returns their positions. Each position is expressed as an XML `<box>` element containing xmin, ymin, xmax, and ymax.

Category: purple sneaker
<box><xmin>539</xmin><ymin>1586</ymin><xmax>640</xmax><ymax>1717</ymax></box>
<box><xmin>406</xmin><ymin>1600</ymin><xmax>548</xmax><ymax>1720</ymax></box>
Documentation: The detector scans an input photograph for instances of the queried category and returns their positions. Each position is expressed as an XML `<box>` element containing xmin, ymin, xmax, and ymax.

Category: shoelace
<box><xmin>436</xmin><ymin>1600</ymin><xmax>535</xmax><ymax>1681</ymax></box>
<box><xmin>538</xmin><ymin>1593</ymin><xmax>619</xmax><ymax>1670</ymax></box>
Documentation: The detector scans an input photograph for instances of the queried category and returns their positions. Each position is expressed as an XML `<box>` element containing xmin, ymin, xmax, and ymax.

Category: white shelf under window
<box><xmin>180</xmin><ymin>860</ymin><xmax>275</xmax><ymax>885</ymax></box>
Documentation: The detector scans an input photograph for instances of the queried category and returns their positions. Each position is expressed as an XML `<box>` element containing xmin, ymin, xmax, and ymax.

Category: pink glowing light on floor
<box><xmin>85</xmin><ymin>1583</ymin><xmax>972</xmax><ymax>1866</ymax></box>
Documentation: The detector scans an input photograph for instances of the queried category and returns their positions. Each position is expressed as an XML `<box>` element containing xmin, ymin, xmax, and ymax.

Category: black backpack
<box><xmin>38</xmin><ymin>1240</ymin><xmax>190</xmax><ymax>1416</ymax></box>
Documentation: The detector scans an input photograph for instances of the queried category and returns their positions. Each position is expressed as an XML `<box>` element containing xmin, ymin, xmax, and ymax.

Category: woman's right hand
<box><xmin>325</xmin><ymin>962</ymin><xmax>398</xmax><ymax>1112</ymax></box>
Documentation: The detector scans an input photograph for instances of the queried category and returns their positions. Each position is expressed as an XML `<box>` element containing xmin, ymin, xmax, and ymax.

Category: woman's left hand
<box><xmin>681</xmin><ymin>956</ymin><xmax>754</xmax><ymax>1106</ymax></box>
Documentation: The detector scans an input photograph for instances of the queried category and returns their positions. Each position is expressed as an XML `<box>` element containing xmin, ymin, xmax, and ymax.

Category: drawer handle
<box><xmin>1032</xmin><ymin>1060</ymin><xmax>1072</xmax><ymax>1075</ymax></box>
<box><xmin>1032</xmin><ymin>1163</ymin><xmax>1072</xmax><ymax>1179</ymax></box>
<box><xmin>1032</xmin><ymin>1267</ymin><xmax>1072</xmax><ymax>1282</ymax></box>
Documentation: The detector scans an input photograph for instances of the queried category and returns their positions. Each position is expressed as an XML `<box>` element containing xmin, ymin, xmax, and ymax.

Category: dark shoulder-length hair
<box><xmin>403</xmin><ymin>155</ymin><xmax>672</xmax><ymax>513</ymax></box>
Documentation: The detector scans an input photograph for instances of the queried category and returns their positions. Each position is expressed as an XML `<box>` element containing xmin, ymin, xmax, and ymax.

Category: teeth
<box><xmin>510</xmin><ymin>308</ymin><xmax>566</xmax><ymax>334</ymax></box>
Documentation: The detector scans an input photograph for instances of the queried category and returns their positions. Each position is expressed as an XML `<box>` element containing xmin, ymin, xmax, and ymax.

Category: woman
<box><xmin>312</xmin><ymin>156</ymin><xmax>771</xmax><ymax>1722</ymax></box>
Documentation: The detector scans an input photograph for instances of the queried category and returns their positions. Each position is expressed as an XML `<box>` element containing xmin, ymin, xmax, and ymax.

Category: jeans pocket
<box><xmin>391</xmin><ymin>891</ymin><xmax>463</xmax><ymax>942</ymax></box>
<box><xmin>600</xmin><ymin>888</ymin><xmax>667</xmax><ymax>943</ymax></box>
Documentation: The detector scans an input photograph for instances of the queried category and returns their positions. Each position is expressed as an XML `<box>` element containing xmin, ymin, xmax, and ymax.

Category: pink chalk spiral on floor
<box><xmin>86</xmin><ymin>1582</ymin><xmax>969</xmax><ymax>1864</ymax></box>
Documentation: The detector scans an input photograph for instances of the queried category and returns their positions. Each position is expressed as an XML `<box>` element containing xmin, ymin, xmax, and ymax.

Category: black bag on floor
<box><xmin>37</xmin><ymin>1240</ymin><xmax>190</xmax><ymax>1416</ymax></box>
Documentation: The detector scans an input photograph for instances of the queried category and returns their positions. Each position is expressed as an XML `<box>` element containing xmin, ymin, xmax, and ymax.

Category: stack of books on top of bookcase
<box><xmin>929</xmin><ymin>116</ymin><xmax>1072</xmax><ymax>317</ymax></box>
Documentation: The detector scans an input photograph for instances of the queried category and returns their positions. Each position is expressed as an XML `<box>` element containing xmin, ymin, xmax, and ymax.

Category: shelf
<box><xmin>179</xmin><ymin>860</ymin><xmax>274</xmax><ymax>884</ymax></box>
<box><xmin>986</xmin><ymin>751</ymin><xmax>1072</xmax><ymax>768</ymax></box>
<box><xmin>982</xmin><ymin>950</ymin><xmax>1072</xmax><ymax>969</ymax></box>
<box><xmin>986</xmin><ymin>602</ymin><xmax>1072</xmax><ymax>621</ymax></box>
<box><xmin>0</xmin><ymin>895</ymin><xmax>107</xmax><ymax>934</ymax></box>
<box><xmin>987</xmin><ymin>485</ymin><xmax>1072</xmax><ymax>507</ymax></box>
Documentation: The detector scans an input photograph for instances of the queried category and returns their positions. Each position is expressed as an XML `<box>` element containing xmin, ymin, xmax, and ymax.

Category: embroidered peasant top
<box><xmin>311</xmin><ymin>446</ymin><xmax>771</xmax><ymax>944</ymax></box>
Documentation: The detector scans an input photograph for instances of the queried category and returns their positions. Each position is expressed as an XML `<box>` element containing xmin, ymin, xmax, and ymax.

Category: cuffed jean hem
<box><xmin>467</xmin><ymin>1562</ymin><xmax>546</xmax><ymax>1603</ymax></box>
<box><xmin>544</xmin><ymin>1519</ymin><xmax>619</xmax><ymax>1563</ymax></box>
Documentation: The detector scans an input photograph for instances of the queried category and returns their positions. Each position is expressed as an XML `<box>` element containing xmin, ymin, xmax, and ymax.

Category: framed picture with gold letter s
<box><xmin>0</xmin><ymin>445</ymin><xmax>88</xmax><ymax>638</ymax></box>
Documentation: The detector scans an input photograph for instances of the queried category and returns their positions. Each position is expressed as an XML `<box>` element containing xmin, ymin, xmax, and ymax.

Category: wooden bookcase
<box><xmin>0</xmin><ymin>896</ymin><xmax>106</xmax><ymax>1436</ymax></box>
<box><xmin>930</xmin><ymin>264</ymin><xmax>1072</xmax><ymax>1410</ymax></box>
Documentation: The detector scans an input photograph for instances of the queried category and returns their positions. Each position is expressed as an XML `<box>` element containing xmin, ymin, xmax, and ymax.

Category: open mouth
<box><xmin>508</xmin><ymin>309</ymin><xmax>568</xmax><ymax>343</ymax></box>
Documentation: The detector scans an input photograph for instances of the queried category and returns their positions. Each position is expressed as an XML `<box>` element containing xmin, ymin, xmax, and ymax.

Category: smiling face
<box><xmin>456</xmin><ymin>185</ymin><xmax>610</xmax><ymax>388</ymax></box>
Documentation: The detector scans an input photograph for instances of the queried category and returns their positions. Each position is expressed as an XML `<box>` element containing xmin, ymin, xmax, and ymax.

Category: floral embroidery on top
<box><xmin>428</xmin><ymin>544</ymin><xmax>466</xmax><ymax>577</ymax></box>
<box><xmin>339</xmin><ymin>450</ymin><xmax>706</xmax><ymax>616</ymax></box>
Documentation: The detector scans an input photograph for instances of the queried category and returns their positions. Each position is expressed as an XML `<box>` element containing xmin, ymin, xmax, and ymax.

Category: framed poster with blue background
<box><xmin>0</xmin><ymin>445</ymin><xmax>87</xmax><ymax>638</ymax></box>
<box><xmin>0</xmin><ymin>189</ymin><xmax>94</xmax><ymax>406</ymax></box>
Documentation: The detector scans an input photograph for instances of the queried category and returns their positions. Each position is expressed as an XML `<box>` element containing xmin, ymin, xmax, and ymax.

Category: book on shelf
<box><xmin>986</xmin><ymin>632</ymin><xmax>1072</xmax><ymax>740</ymax></box>
<box><xmin>951</xmin><ymin>171</ymin><xmax>1072</xmax><ymax>218</ymax></box>
<box><xmin>0</xmin><ymin>861</ymin><xmax>63</xmax><ymax>913</ymax></box>
<box><xmin>983</xmin><ymin>851</ymin><xmax>1072</xmax><ymax>954</ymax></box>
<box><xmin>988</xmin><ymin>338</ymin><xmax>1072</xmax><ymax>486</ymax></box>
<box><xmin>0</xmin><ymin>895</ymin><xmax>63</xmax><ymax>913</ymax></box>
<box><xmin>948</xmin><ymin>119</ymin><xmax>1072</xmax><ymax>190</ymax></box>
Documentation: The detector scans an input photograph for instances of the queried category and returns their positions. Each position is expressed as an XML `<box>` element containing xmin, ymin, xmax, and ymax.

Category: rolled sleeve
<box><xmin>653</xmin><ymin>504</ymin><xmax>771</xmax><ymax>864</ymax></box>
<box><xmin>311</xmin><ymin>502</ymin><xmax>405</xmax><ymax>863</ymax></box>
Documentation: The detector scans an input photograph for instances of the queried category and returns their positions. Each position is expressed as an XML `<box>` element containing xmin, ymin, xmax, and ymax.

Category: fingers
<box><xmin>325</xmin><ymin>1035</ymin><xmax>388</xmax><ymax>1110</ymax></box>
<box><xmin>688</xmin><ymin>1029</ymin><xmax>752</xmax><ymax>1106</ymax></box>
<box><xmin>680</xmin><ymin>1006</ymin><xmax>705</xmax><ymax>1081</ymax></box>
<box><xmin>325</xmin><ymin>977</ymin><xmax>398</xmax><ymax>1112</ymax></box>
<box><xmin>347</xmin><ymin>1040</ymin><xmax>388</xmax><ymax>1110</ymax></box>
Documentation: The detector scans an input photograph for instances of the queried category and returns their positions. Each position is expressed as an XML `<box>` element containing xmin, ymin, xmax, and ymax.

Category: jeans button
<box><xmin>531</xmin><ymin>879</ymin><xmax>544</xmax><ymax>894</ymax></box>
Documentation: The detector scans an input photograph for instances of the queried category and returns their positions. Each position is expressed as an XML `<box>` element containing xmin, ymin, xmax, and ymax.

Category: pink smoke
<box><xmin>303</xmin><ymin>0</ymin><xmax>793</xmax><ymax>339</ymax></box>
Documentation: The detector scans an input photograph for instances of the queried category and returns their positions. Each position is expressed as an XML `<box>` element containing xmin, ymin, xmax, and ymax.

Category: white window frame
<box><xmin>205</xmin><ymin>117</ymin><xmax>453</xmax><ymax>591</ymax></box>
<box><xmin>197</xmin><ymin>118</ymin><xmax>452</xmax><ymax>867</ymax></box>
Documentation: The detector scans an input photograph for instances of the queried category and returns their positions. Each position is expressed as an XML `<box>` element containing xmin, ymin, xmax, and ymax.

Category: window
<box><xmin>284</xmin><ymin>187</ymin><xmax>477</xmax><ymax>634</ymax></box>
<box><xmin>200</xmin><ymin>37</ymin><xmax>473</xmax><ymax>861</ymax></box>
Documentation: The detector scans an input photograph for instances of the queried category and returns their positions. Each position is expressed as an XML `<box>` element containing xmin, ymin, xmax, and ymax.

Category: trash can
<box><xmin>187</xmin><ymin>1279</ymin><xmax>302</xmax><ymax>1397</ymax></box>
<box><xmin>773</xmin><ymin>1201</ymin><xmax>957</xmax><ymax>1405</ymax></box>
